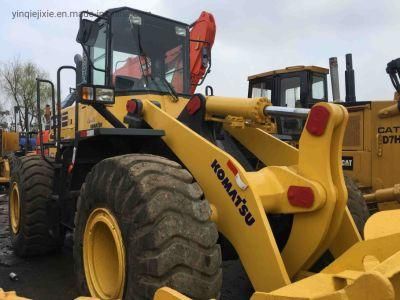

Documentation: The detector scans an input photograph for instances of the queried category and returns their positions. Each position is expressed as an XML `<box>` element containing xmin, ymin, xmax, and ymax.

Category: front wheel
<box><xmin>74</xmin><ymin>154</ymin><xmax>222</xmax><ymax>299</ymax></box>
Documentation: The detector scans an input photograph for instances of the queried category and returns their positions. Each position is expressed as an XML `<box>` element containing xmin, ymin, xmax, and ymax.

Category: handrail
<box><xmin>56</xmin><ymin>66</ymin><xmax>76</xmax><ymax>159</ymax></box>
<box><xmin>35</xmin><ymin>78</ymin><xmax>55</xmax><ymax>164</ymax></box>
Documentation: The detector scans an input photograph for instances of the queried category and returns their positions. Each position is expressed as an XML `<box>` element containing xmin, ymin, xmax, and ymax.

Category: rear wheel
<box><xmin>74</xmin><ymin>154</ymin><xmax>222</xmax><ymax>299</ymax></box>
<box><xmin>9</xmin><ymin>156</ymin><xmax>62</xmax><ymax>257</ymax></box>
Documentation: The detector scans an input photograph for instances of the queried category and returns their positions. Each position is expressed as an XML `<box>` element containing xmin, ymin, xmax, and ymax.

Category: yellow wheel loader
<box><xmin>7</xmin><ymin>7</ymin><xmax>400</xmax><ymax>300</ymax></box>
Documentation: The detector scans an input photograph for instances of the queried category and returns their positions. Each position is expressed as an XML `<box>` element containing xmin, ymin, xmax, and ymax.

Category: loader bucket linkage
<box><xmin>140</xmin><ymin>98</ymin><xmax>400</xmax><ymax>300</ymax></box>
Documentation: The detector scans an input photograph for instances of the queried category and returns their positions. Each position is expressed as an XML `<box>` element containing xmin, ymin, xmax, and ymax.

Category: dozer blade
<box><xmin>153</xmin><ymin>210</ymin><xmax>400</xmax><ymax>300</ymax></box>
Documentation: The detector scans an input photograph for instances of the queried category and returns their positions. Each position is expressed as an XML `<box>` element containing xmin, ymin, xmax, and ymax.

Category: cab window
<box><xmin>280</xmin><ymin>77</ymin><xmax>301</xmax><ymax>107</ymax></box>
<box><xmin>91</xmin><ymin>25</ymin><xmax>107</xmax><ymax>85</ymax></box>
<box><xmin>251</xmin><ymin>80</ymin><xmax>272</xmax><ymax>99</ymax></box>
<box><xmin>110</xmin><ymin>10</ymin><xmax>189</xmax><ymax>94</ymax></box>
<box><xmin>312</xmin><ymin>75</ymin><xmax>325</xmax><ymax>100</ymax></box>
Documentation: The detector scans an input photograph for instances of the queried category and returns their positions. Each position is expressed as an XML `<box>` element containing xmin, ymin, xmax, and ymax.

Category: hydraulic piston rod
<box><xmin>264</xmin><ymin>106</ymin><xmax>310</xmax><ymax>119</ymax></box>
<box><xmin>205</xmin><ymin>96</ymin><xmax>310</xmax><ymax>123</ymax></box>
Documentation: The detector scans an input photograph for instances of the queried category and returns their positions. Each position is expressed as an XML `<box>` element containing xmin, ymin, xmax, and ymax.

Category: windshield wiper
<box><xmin>128</xmin><ymin>20</ymin><xmax>178</xmax><ymax>100</ymax></box>
<box><xmin>129</xmin><ymin>23</ymin><xmax>150</xmax><ymax>86</ymax></box>
<box><xmin>160</xmin><ymin>77</ymin><xmax>179</xmax><ymax>102</ymax></box>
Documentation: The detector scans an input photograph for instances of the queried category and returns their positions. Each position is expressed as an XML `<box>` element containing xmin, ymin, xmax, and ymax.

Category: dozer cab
<box><xmin>7</xmin><ymin>7</ymin><xmax>400</xmax><ymax>300</ymax></box>
<box><xmin>248</xmin><ymin>56</ymin><xmax>400</xmax><ymax>216</ymax></box>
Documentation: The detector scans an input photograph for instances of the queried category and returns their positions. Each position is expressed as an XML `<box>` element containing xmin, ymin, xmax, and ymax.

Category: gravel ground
<box><xmin>0</xmin><ymin>194</ymin><xmax>252</xmax><ymax>299</ymax></box>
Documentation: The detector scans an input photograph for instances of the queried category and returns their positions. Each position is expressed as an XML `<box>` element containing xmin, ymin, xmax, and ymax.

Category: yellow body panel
<box><xmin>60</xmin><ymin>94</ymin><xmax>190</xmax><ymax>139</ymax></box>
<box><xmin>342</xmin><ymin>101</ymin><xmax>400</xmax><ymax>193</ymax></box>
<box><xmin>0</xmin><ymin>289</ymin><xmax>30</xmax><ymax>300</ymax></box>
<box><xmin>226</xmin><ymin>126</ymin><xmax>298</xmax><ymax>167</ymax></box>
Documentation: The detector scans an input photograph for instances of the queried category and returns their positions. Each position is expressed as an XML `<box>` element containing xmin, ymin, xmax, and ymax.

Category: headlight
<box><xmin>95</xmin><ymin>87</ymin><xmax>114</xmax><ymax>104</ymax></box>
<box><xmin>129</xmin><ymin>14</ymin><xmax>142</xmax><ymax>26</ymax></box>
<box><xmin>175</xmin><ymin>26</ymin><xmax>186</xmax><ymax>36</ymax></box>
<box><xmin>80</xmin><ymin>85</ymin><xmax>115</xmax><ymax>104</ymax></box>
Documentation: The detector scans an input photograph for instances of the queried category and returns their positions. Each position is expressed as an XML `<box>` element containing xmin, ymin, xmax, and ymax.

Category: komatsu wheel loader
<box><xmin>7</xmin><ymin>7</ymin><xmax>400</xmax><ymax>300</ymax></box>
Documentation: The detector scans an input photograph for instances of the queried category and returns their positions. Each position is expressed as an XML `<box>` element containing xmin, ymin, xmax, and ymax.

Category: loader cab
<box><xmin>248</xmin><ymin>66</ymin><xmax>329</xmax><ymax>137</ymax></box>
<box><xmin>77</xmin><ymin>7</ymin><xmax>191</xmax><ymax>95</ymax></box>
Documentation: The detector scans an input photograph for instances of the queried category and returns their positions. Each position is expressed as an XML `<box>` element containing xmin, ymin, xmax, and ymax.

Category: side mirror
<box><xmin>74</xmin><ymin>54</ymin><xmax>83</xmax><ymax>85</ymax></box>
<box><xmin>76</xmin><ymin>19</ymin><xmax>100</xmax><ymax>47</ymax></box>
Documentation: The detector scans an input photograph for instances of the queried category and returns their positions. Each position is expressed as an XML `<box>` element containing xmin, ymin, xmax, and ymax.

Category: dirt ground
<box><xmin>0</xmin><ymin>194</ymin><xmax>252</xmax><ymax>299</ymax></box>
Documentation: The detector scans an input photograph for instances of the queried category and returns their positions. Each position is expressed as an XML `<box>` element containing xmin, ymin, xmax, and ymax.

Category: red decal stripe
<box><xmin>227</xmin><ymin>160</ymin><xmax>238</xmax><ymax>175</ymax></box>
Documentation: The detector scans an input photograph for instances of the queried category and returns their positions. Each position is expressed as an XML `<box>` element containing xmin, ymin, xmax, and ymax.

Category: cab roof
<box><xmin>248</xmin><ymin>65</ymin><xmax>329</xmax><ymax>81</ymax></box>
<box><xmin>102</xmin><ymin>7</ymin><xmax>189</xmax><ymax>27</ymax></box>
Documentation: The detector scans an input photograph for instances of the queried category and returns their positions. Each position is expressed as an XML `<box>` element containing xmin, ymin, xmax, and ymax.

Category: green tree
<box><xmin>0</xmin><ymin>57</ymin><xmax>53</xmax><ymax>132</ymax></box>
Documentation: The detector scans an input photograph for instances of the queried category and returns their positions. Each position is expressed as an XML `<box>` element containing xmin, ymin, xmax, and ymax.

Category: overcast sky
<box><xmin>0</xmin><ymin>0</ymin><xmax>399</xmax><ymax>102</ymax></box>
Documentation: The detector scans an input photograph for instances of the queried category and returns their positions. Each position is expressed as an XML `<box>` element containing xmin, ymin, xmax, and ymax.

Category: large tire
<box><xmin>345</xmin><ymin>175</ymin><xmax>369</xmax><ymax>235</ymax></box>
<box><xmin>8</xmin><ymin>155</ymin><xmax>61</xmax><ymax>257</ymax></box>
<box><xmin>74</xmin><ymin>154</ymin><xmax>222</xmax><ymax>299</ymax></box>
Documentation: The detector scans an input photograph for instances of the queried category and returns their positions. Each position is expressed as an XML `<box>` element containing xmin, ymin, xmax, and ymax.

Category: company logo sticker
<box><xmin>342</xmin><ymin>156</ymin><xmax>353</xmax><ymax>170</ymax></box>
<box><xmin>211</xmin><ymin>159</ymin><xmax>255</xmax><ymax>226</ymax></box>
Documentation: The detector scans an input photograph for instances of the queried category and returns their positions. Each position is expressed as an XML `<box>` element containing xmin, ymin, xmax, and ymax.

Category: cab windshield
<box><xmin>90</xmin><ymin>8</ymin><xmax>190</xmax><ymax>94</ymax></box>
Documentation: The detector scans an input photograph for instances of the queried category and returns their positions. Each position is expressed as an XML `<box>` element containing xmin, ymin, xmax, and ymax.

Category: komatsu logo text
<box><xmin>211</xmin><ymin>159</ymin><xmax>255</xmax><ymax>226</ymax></box>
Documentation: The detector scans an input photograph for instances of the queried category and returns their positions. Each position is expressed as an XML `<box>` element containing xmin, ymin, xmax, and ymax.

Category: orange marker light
<box><xmin>82</xmin><ymin>86</ymin><xmax>94</xmax><ymax>101</ymax></box>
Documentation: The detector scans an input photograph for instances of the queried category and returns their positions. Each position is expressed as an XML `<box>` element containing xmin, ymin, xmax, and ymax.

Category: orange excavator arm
<box><xmin>189</xmin><ymin>11</ymin><xmax>216</xmax><ymax>93</ymax></box>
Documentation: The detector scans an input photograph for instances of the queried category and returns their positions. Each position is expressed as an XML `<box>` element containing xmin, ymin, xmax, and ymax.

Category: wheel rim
<box><xmin>83</xmin><ymin>208</ymin><xmax>126</xmax><ymax>299</ymax></box>
<box><xmin>10</xmin><ymin>182</ymin><xmax>20</xmax><ymax>234</ymax></box>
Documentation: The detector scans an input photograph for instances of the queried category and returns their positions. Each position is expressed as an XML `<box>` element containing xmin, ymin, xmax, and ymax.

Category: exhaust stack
<box><xmin>329</xmin><ymin>57</ymin><xmax>341</xmax><ymax>102</ymax></box>
<box><xmin>345</xmin><ymin>53</ymin><xmax>356</xmax><ymax>102</ymax></box>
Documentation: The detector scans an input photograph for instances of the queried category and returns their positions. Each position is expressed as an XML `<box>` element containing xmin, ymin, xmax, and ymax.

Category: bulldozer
<box><xmin>7</xmin><ymin>6</ymin><xmax>400</xmax><ymax>300</ymax></box>
<box><xmin>247</xmin><ymin>56</ymin><xmax>400</xmax><ymax>216</ymax></box>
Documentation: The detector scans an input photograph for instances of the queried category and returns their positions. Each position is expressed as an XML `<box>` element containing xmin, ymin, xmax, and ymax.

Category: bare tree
<box><xmin>0</xmin><ymin>110</ymin><xmax>10</xmax><ymax>129</ymax></box>
<box><xmin>0</xmin><ymin>57</ymin><xmax>53</xmax><ymax>132</ymax></box>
